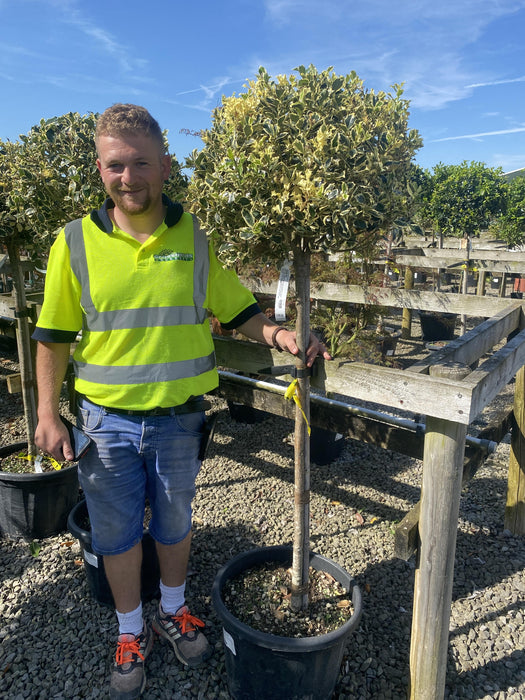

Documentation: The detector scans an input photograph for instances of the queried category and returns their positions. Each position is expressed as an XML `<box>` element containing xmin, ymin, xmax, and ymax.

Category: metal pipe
<box><xmin>218</xmin><ymin>370</ymin><xmax>498</xmax><ymax>455</ymax></box>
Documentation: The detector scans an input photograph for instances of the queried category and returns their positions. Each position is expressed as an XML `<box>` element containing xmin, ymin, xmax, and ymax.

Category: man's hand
<box><xmin>34</xmin><ymin>416</ymin><xmax>75</xmax><ymax>462</ymax></box>
<box><xmin>236</xmin><ymin>313</ymin><xmax>331</xmax><ymax>367</ymax></box>
<box><xmin>272</xmin><ymin>328</ymin><xmax>331</xmax><ymax>367</ymax></box>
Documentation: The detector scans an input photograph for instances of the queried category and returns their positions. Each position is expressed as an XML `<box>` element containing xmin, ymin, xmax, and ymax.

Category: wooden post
<box><xmin>499</xmin><ymin>272</ymin><xmax>507</xmax><ymax>298</ymax></box>
<box><xmin>409</xmin><ymin>362</ymin><xmax>471</xmax><ymax>700</ymax></box>
<box><xmin>476</xmin><ymin>270</ymin><xmax>487</xmax><ymax>297</ymax></box>
<box><xmin>460</xmin><ymin>237</ymin><xmax>469</xmax><ymax>335</ymax></box>
<box><xmin>402</xmin><ymin>266</ymin><xmax>414</xmax><ymax>339</ymax></box>
<box><xmin>505</xmin><ymin>364</ymin><xmax>525</xmax><ymax>534</ymax></box>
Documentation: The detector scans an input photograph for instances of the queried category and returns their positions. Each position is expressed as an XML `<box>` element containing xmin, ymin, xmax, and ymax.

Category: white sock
<box><xmin>116</xmin><ymin>602</ymin><xmax>143</xmax><ymax>637</ymax></box>
<box><xmin>160</xmin><ymin>580</ymin><xmax>186</xmax><ymax>615</ymax></box>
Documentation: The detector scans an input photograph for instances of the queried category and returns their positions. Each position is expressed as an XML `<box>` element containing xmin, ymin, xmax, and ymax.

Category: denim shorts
<box><xmin>76</xmin><ymin>396</ymin><xmax>205</xmax><ymax>556</ymax></box>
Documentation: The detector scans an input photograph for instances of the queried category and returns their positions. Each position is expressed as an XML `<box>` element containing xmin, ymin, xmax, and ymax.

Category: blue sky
<box><xmin>1</xmin><ymin>0</ymin><xmax>525</xmax><ymax>174</ymax></box>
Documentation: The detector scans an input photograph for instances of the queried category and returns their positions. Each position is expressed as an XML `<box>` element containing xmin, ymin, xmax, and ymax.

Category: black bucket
<box><xmin>0</xmin><ymin>442</ymin><xmax>79</xmax><ymax>539</ymax></box>
<box><xmin>212</xmin><ymin>545</ymin><xmax>362</xmax><ymax>700</ymax></box>
<box><xmin>67</xmin><ymin>499</ymin><xmax>160</xmax><ymax>607</ymax></box>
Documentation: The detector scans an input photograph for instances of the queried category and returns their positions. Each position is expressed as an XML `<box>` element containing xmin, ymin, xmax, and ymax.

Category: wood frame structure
<box><xmin>212</xmin><ymin>279</ymin><xmax>525</xmax><ymax>699</ymax></box>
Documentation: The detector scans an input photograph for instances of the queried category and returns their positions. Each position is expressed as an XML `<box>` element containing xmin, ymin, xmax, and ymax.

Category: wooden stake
<box><xmin>291</xmin><ymin>245</ymin><xmax>311</xmax><ymax>612</ymax></box>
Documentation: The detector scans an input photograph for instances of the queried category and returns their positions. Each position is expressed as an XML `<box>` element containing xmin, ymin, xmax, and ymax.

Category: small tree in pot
<box><xmin>187</xmin><ymin>64</ymin><xmax>422</xmax><ymax>611</ymax></box>
<box><xmin>0</xmin><ymin>113</ymin><xmax>103</xmax><ymax>456</ymax></box>
<box><xmin>0</xmin><ymin>112</ymin><xmax>188</xmax><ymax>458</ymax></box>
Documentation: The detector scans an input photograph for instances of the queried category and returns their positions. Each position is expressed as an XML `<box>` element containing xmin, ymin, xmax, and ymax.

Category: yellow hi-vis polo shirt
<box><xmin>33</xmin><ymin>198</ymin><xmax>259</xmax><ymax>410</ymax></box>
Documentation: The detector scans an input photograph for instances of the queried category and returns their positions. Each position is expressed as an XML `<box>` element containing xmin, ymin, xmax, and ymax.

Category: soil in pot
<box><xmin>222</xmin><ymin>560</ymin><xmax>354</xmax><ymax>637</ymax></box>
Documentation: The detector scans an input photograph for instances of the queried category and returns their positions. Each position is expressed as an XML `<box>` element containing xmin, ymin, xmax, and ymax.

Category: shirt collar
<box><xmin>90</xmin><ymin>194</ymin><xmax>184</xmax><ymax>233</ymax></box>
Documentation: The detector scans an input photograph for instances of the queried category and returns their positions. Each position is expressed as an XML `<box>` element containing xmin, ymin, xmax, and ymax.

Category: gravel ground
<box><xmin>1</xmin><ymin>341</ymin><xmax>525</xmax><ymax>699</ymax></box>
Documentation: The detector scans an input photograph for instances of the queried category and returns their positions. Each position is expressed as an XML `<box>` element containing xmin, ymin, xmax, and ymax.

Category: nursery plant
<box><xmin>0</xmin><ymin>112</ymin><xmax>188</xmax><ymax>459</ymax></box>
<box><xmin>187</xmin><ymin>64</ymin><xmax>422</xmax><ymax>611</ymax></box>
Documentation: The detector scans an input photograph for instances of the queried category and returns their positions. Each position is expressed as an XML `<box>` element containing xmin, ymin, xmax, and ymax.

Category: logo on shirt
<box><xmin>154</xmin><ymin>249</ymin><xmax>194</xmax><ymax>262</ymax></box>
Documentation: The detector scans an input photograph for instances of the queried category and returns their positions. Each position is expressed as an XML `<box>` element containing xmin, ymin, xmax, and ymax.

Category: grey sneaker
<box><xmin>152</xmin><ymin>604</ymin><xmax>211</xmax><ymax>667</ymax></box>
<box><xmin>109</xmin><ymin>622</ymin><xmax>153</xmax><ymax>699</ymax></box>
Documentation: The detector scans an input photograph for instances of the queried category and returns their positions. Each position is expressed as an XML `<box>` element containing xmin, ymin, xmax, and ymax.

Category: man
<box><xmin>33</xmin><ymin>103</ymin><xmax>329</xmax><ymax>699</ymax></box>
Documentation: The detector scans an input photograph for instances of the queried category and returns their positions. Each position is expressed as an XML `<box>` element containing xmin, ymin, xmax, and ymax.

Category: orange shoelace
<box><xmin>174</xmin><ymin>610</ymin><xmax>205</xmax><ymax>634</ymax></box>
<box><xmin>115</xmin><ymin>637</ymin><xmax>145</xmax><ymax>666</ymax></box>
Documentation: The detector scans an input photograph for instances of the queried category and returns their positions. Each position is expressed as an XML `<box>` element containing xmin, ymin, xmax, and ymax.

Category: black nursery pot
<box><xmin>310</xmin><ymin>426</ymin><xmax>344</xmax><ymax>465</ymax></box>
<box><xmin>0</xmin><ymin>442</ymin><xmax>80</xmax><ymax>539</ymax></box>
<box><xmin>68</xmin><ymin>499</ymin><xmax>160</xmax><ymax>607</ymax></box>
<box><xmin>227</xmin><ymin>400</ymin><xmax>269</xmax><ymax>424</ymax></box>
<box><xmin>212</xmin><ymin>545</ymin><xmax>363</xmax><ymax>700</ymax></box>
<box><xmin>418</xmin><ymin>310</ymin><xmax>457</xmax><ymax>341</ymax></box>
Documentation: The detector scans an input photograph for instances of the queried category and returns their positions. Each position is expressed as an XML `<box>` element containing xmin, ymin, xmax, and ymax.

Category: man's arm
<box><xmin>236</xmin><ymin>312</ymin><xmax>331</xmax><ymax>366</ymax></box>
<box><xmin>34</xmin><ymin>341</ymin><xmax>75</xmax><ymax>462</ymax></box>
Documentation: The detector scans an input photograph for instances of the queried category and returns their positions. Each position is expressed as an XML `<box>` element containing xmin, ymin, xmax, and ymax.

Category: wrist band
<box><xmin>271</xmin><ymin>326</ymin><xmax>287</xmax><ymax>351</ymax></box>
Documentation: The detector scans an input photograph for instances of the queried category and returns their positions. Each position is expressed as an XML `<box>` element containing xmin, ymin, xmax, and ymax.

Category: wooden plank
<box><xmin>466</xmin><ymin>328</ymin><xmax>525</xmax><ymax>422</ymax></box>
<box><xmin>0</xmin><ymin>292</ymin><xmax>44</xmax><ymax>321</ymax></box>
<box><xmin>396</xmin><ymin>254</ymin><xmax>525</xmax><ymax>274</ymax></box>
<box><xmin>395</xmin><ymin>502</ymin><xmax>420</xmax><ymax>561</ymax></box>
<box><xmin>213</xmin><ymin>335</ymin><xmax>476</xmax><ymax>423</ymax></box>
<box><xmin>407</xmin><ymin>304</ymin><xmax>522</xmax><ymax>375</ymax></box>
<box><xmin>419</xmin><ymin>248</ymin><xmax>525</xmax><ymax>262</ymax></box>
<box><xmin>242</xmin><ymin>278</ymin><xmax>519</xmax><ymax>316</ymax></box>
<box><xmin>6</xmin><ymin>373</ymin><xmax>22</xmax><ymax>394</ymax></box>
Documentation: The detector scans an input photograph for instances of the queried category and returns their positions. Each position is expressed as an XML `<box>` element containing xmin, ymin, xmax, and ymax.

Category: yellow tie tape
<box><xmin>18</xmin><ymin>453</ymin><xmax>62</xmax><ymax>471</ymax></box>
<box><xmin>284</xmin><ymin>379</ymin><xmax>311</xmax><ymax>435</ymax></box>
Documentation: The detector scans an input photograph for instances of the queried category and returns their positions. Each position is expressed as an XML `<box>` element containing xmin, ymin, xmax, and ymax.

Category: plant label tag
<box><xmin>84</xmin><ymin>550</ymin><xmax>99</xmax><ymax>568</ymax></box>
<box><xmin>275</xmin><ymin>260</ymin><xmax>291</xmax><ymax>321</ymax></box>
<box><xmin>223</xmin><ymin>628</ymin><xmax>236</xmax><ymax>655</ymax></box>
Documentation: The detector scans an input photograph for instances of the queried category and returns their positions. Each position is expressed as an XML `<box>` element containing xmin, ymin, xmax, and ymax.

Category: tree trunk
<box><xmin>291</xmin><ymin>244</ymin><xmax>311</xmax><ymax>612</ymax></box>
<box><xmin>6</xmin><ymin>239</ymin><xmax>37</xmax><ymax>456</ymax></box>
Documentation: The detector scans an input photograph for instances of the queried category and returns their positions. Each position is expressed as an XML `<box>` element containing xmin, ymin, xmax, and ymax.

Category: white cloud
<box><xmin>263</xmin><ymin>0</ymin><xmax>525</xmax><ymax>110</ymax></box>
<box><xmin>431</xmin><ymin>127</ymin><xmax>525</xmax><ymax>143</ymax></box>
<box><xmin>467</xmin><ymin>75</ymin><xmax>525</xmax><ymax>89</ymax></box>
<box><xmin>52</xmin><ymin>1</ymin><xmax>149</xmax><ymax>77</ymax></box>
<box><xmin>492</xmin><ymin>154</ymin><xmax>525</xmax><ymax>172</ymax></box>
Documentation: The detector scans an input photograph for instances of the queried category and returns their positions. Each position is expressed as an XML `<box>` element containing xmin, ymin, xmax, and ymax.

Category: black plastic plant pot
<box><xmin>310</xmin><ymin>427</ymin><xmax>345</xmax><ymax>465</ymax></box>
<box><xmin>227</xmin><ymin>400</ymin><xmax>269</xmax><ymax>424</ymax></box>
<box><xmin>212</xmin><ymin>545</ymin><xmax>363</xmax><ymax>700</ymax></box>
<box><xmin>418</xmin><ymin>311</ymin><xmax>457</xmax><ymax>342</ymax></box>
<box><xmin>0</xmin><ymin>442</ymin><xmax>80</xmax><ymax>540</ymax></box>
<box><xmin>67</xmin><ymin>499</ymin><xmax>160</xmax><ymax>607</ymax></box>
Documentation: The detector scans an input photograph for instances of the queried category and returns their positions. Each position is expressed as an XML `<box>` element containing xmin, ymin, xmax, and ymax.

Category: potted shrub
<box><xmin>188</xmin><ymin>64</ymin><xmax>421</xmax><ymax>697</ymax></box>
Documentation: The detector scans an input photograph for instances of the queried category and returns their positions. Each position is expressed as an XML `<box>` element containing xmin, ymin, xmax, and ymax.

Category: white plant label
<box><xmin>275</xmin><ymin>260</ymin><xmax>291</xmax><ymax>321</ymax></box>
<box><xmin>223</xmin><ymin>628</ymin><xmax>236</xmax><ymax>655</ymax></box>
<box><xmin>84</xmin><ymin>550</ymin><xmax>99</xmax><ymax>568</ymax></box>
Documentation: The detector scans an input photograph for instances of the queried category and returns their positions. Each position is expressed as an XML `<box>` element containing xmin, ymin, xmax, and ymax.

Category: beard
<box><xmin>111</xmin><ymin>187</ymin><xmax>154</xmax><ymax>216</ymax></box>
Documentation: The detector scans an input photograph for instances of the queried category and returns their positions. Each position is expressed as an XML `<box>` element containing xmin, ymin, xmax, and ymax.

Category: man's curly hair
<box><xmin>95</xmin><ymin>103</ymin><xmax>165</xmax><ymax>154</ymax></box>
